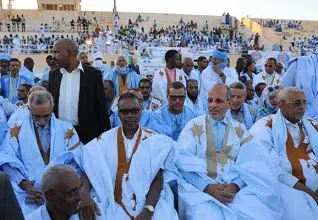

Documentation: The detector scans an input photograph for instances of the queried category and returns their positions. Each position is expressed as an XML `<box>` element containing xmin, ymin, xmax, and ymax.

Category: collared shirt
<box><xmin>284</xmin><ymin>117</ymin><xmax>302</xmax><ymax>147</ymax></box>
<box><xmin>165</xmin><ymin>67</ymin><xmax>175</xmax><ymax>81</ymax></box>
<box><xmin>34</xmin><ymin>121</ymin><xmax>51</xmax><ymax>153</ymax></box>
<box><xmin>209</xmin><ymin>116</ymin><xmax>228</xmax><ymax>152</ymax></box>
<box><xmin>58</xmin><ymin>62</ymin><xmax>83</xmax><ymax>126</ymax></box>
<box><xmin>230</xmin><ymin>107</ymin><xmax>245</xmax><ymax>125</ymax></box>
<box><xmin>122</xmin><ymin>126</ymin><xmax>141</xmax><ymax>161</ymax></box>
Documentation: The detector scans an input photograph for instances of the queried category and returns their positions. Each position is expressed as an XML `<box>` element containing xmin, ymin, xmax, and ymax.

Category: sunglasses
<box><xmin>118</xmin><ymin>108</ymin><xmax>141</xmax><ymax>116</ymax></box>
<box><xmin>169</xmin><ymin>95</ymin><xmax>186</xmax><ymax>101</ymax></box>
<box><xmin>268</xmin><ymin>85</ymin><xmax>280</xmax><ymax>92</ymax></box>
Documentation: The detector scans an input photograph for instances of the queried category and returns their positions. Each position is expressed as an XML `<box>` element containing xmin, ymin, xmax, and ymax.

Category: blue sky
<box><xmin>3</xmin><ymin>0</ymin><xmax>318</xmax><ymax>20</ymax></box>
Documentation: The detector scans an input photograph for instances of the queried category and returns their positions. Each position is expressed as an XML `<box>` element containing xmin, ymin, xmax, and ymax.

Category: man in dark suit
<box><xmin>128</xmin><ymin>56</ymin><xmax>140</xmax><ymax>75</ymax></box>
<box><xmin>48</xmin><ymin>39</ymin><xmax>110</xmax><ymax>144</ymax></box>
<box><xmin>0</xmin><ymin>172</ymin><xmax>24</xmax><ymax>220</ymax></box>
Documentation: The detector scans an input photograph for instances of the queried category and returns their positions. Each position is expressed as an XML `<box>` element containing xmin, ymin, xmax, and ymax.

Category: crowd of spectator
<box><xmin>258</xmin><ymin>19</ymin><xmax>303</xmax><ymax>32</ymax></box>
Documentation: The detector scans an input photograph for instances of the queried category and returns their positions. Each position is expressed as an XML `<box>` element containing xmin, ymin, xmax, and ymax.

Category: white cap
<box><xmin>93</xmin><ymin>52</ymin><xmax>103</xmax><ymax>61</ymax></box>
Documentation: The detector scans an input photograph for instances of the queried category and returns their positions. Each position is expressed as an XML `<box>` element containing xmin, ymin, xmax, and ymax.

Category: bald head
<box><xmin>54</xmin><ymin>39</ymin><xmax>78</xmax><ymax>54</ymax></box>
<box><xmin>182</xmin><ymin>57</ymin><xmax>194</xmax><ymax>74</ymax></box>
<box><xmin>53</xmin><ymin>39</ymin><xmax>79</xmax><ymax>69</ymax></box>
<box><xmin>29</xmin><ymin>86</ymin><xmax>46</xmax><ymax>95</ymax></box>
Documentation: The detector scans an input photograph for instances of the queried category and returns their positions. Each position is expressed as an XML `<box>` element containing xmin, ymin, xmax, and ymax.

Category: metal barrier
<box><xmin>0</xmin><ymin>42</ymin><xmax>124</xmax><ymax>55</ymax></box>
<box><xmin>0</xmin><ymin>21</ymin><xmax>111</xmax><ymax>33</ymax></box>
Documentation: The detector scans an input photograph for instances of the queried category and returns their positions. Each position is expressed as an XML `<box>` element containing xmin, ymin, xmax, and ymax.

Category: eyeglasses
<box><xmin>169</xmin><ymin>95</ymin><xmax>186</xmax><ymax>101</ymax></box>
<box><xmin>265</xmin><ymin>64</ymin><xmax>274</xmax><ymax>68</ymax></box>
<box><xmin>118</xmin><ymin>108</ymin><xmax>141</xmax><ymax>116</ymax></box>
<box><xmin>53</xmin><ymin>184</ymin><xmax>84</xmax><ymax>197</ymax></box>
<box><xmin>268</xmin><ymin>85</ymin><xmax>280</xmax><ymax>92</ymax></box>
<box><xmin>286</xmin><ymin>100</ymin><xmax>307</xmax><ymax>108</ymax></box>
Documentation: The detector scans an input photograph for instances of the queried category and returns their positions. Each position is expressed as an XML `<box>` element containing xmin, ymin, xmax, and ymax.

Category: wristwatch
<box><xmin>144</xmin><ymin>205</ymin><xmax>155</xmax><ymax>213</ymax></box>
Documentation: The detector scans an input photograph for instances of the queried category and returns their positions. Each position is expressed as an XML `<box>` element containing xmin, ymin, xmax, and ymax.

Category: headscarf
<box><xmin>211</xmin><ymin>49</ymin><xmax>228</xmax><ymax>69</ymax></box>
<box><xmin>258</xmin><ymin>86</ymin><xmax>280</xmax><ymax>116</ymax></box>
<box><xmin>92</xmin><ymin>52</ymin><xmax>104</xmax><ymax>69</ymax></box>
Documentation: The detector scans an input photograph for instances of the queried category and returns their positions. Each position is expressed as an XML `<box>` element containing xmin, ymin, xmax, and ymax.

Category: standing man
<box><xmin>139</xmin><ymin>78</ymin><xmax>163</xmax><ymax>111</ymax></box>
<box><xmin>0</xmin><ymin>58</ymin><xmax>32</xmax><ymax>104</ymax></box>
<box><xmin>48</xmin><ymin>39</ymin><xmax>110</xmax><ymax>144</ymax></box>
<box><xmin>92</xmin><ymin>52</ymin><xmax>112</xmax><ymax>80</ymax></box>
<box><xmin>151</xmin><ymin>50</ymin><xmax>186</xmax><ymax>105</ymax></box>
<box><xmin>182</xmin><ymin>57</ymin><xmax>201</xmax><ymax>88</ymax></box>
<box><xmin>195</xmin><ymin>56</ymin><xmax>208</xmax><ymax>75</ymax></box>
<box><xmin>105</xmin><ymin>55</ymin><xmax>141</xmax><ymax>96</ymax></box>
<box><xmin>19</xmin><ymin>57</ymin><xmax>36</xmax><ymax>83</ymax></box>
<box><xmin>200</xmin><ymin>50</ymin><xmax>238</xmax><ymax>109</ymax></box>
<box><xmin>253</xmin><ymin>58</ymin><xmax>280</xmax><ymax>89</ymax></box>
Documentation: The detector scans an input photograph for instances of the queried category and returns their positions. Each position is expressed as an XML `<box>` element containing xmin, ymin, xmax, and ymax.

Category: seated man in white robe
<box><xmin>139</xmin><ymin>78</ymin><xmax>163</xmax><ymax>111</ymax></box>
<box><xmin>185</xmin><ymin>79</ymin><xmax>204</xmax><ymax>112</ymax></box>
<box><xmin>200</xmin><ymin>50</ymin><xmax>238</xmax><ymax>109</ymax></box>
<box><xmin>0</xmin><ymin>90</ymin><xmax>81</xmax><ymax>215</ymax></box>
<box><xmin>228</xmin><ymin>82</ymin><xmax>258</xmax><ymax>129</ymax></box>
<box><xmin>150</xmin><ymin>81</ymin><xmax>201</xmax><ymax>141</ymax></box>
<box><xmin>105</xmin><ymin>56</ymin><xmax>141</xmax><ymax>96</ymax></box>
<box><xmin>253</xmin><ymin>58</ymin><xmax>281</xmax><ymax>89</ymax></box>
<box><xmin>26</xmin><ymin>165</ymin><xmax>81</xmax><ymax>220</ymax></box>
<box><xmin>249</xmin><ymin>87</ymin><xmax>318</xmax><ymax>219</ymax></box>
<box><xmin>74</xmin><ymin>92</ymin><xmax>179</xmax><ymax>220</ymax></box>
<box><xmin>281</xmin><ymin>54</ymin><xmax>318</xmax><ymax>120</ymax></box>
<box><xmin>8</xmin><ymin>86</ymin><xmax>46</xmax><ymax>127</ymax></box>
<box><xmin>177</xmin><ymin>83</ymin><xmax>282</xmax><ymax>220</ymax></box>
<box><xmin>151</xmin><ymin>50</ymin><xmax>186</xmax><ymax>105</ymax></box>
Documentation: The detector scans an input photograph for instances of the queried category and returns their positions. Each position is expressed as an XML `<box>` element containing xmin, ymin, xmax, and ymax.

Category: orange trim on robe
<box><xmin>114</xmin><ymin>127</ymin><xmax>142</xmax><ymax>220</ymax></box>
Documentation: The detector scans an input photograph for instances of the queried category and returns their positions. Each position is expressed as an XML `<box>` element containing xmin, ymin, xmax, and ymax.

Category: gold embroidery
<box><xmin>69</xmin><ymin>142</ymin><xmax>81</xmax><ymax>151</ymax></box>
<box><xmin>240</xmin><ymin>134</ymin><xmax>253</xmax><ymax>146</ymax></box>
<box><xmin>266</xmin><ymin>118</ymin><xmax>273</xmax><ymax>128</ymax></box>
<box><xmin>10</xmin><ymin>125</ymin><xmax>22</xmax><ymax>138</ymax></box>
<box><xmin>235</xmin><ymin>124</ymin><xmax>244</xmax><ymax>138</ymax></box>
<box><xmin>64</xmin><ymin>128</ymin><xmax>75</xmax><ymax>140</ymax></box>
<box><xmin>159</xmin><ymin>71</ymin><xmax>164</xmax><ymax>77</ymax></box>
<box><xmin>262</xmin><ymin>75</ymin><xmax>266</xmax><ymax>81</ymax></box>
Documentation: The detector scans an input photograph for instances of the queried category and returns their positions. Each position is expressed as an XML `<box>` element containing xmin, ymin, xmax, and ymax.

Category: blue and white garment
<box><xmin>1</xmin><ymin>74</ymin><xmax>32</xmax><ymax>104</ymax></box>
